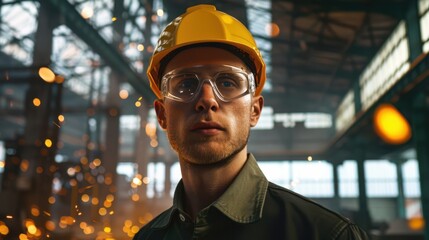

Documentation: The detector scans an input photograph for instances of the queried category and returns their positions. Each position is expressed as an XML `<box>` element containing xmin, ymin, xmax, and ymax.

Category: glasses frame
<box><xmin>160</xmin><ymin>65</ymin><xmax>256</xmax><ymax>103</ymax></box>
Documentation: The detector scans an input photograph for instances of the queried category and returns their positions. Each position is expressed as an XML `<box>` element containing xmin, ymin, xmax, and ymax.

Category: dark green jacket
<box><xmin>133</xmin><ymin>154</ymin><xmax>368</xmax><ymax>240</ymax></box>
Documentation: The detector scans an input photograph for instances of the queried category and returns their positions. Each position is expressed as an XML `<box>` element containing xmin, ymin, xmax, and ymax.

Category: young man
<box><xmin>133</xmin><ymin>4</ymin><xmax>368</xmax><ymax>240</ymax></box>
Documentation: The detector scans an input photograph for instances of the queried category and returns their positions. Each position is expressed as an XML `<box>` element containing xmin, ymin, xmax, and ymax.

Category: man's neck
<box><xmin>179</xmin><ymin>149</ymin><xmax>248</xmax><ymax>220</ymax></box>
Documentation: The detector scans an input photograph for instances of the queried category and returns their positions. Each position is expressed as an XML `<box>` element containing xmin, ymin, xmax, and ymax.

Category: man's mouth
<box><xmin>190</xmin><ymin>122</ymin><xmax>224</xmax><ymax>135</ymax></box>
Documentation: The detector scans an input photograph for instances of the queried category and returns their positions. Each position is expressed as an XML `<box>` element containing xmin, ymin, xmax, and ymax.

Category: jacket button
<box><xmin>179</xmin><ymin>213</ymin><xmax>186</xmax><ymax>222</ymax></box>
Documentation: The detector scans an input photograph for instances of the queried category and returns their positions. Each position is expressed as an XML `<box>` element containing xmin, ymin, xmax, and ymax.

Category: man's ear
<box><xmin>250</xmin><ymin>95</ymin><xmax>264</xmax><ymax>127</ymax></box>
<box><xmin>154</xmin><ymin>99</ymin><xmax>167</xmax><ymax>130</ymax></box>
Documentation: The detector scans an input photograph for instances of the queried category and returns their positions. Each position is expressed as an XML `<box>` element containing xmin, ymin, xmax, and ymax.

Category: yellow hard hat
<box><xmin>147</xmin><ymin>4</ymin><xmax>266</xmax><ymax>99</ymax></box>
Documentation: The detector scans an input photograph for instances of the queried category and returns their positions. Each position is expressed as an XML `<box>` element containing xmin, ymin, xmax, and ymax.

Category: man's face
<box><xmin>154</xmin><ymin>47</ymin><xmax>263</xmax><ymax>165</ymax></box>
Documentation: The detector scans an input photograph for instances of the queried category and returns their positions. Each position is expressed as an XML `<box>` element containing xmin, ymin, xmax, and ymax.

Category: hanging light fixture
<box><xmin>373</xmin><ymin>103</ymin><xmax>411</xmax><ymax>144</ymax></box>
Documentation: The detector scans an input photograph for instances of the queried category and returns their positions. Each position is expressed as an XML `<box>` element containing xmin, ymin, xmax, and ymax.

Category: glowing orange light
<box><xmin>44</xmin><ymin>139</ymin><xmax>53</xmax><ymax>148</ymax></box>
<box><xmin>131</xmin><ymin>225</ymin><xmax>140</xmax><ymax>234</ymax></box>
<box><xmin>33</xmin><ymin>98</ymin><xmax>41</xmax><ymax>107</ymax></box>
<box><xmin>91</xmin><ymin>197</ymin><xmax>99</xmax><ymax>205</ymax></box>
<box><xmin>19</xmin><ymin>233</ymin><xmax>28</xmax><ymax>240</ymax></box>
<box><xmin>104</xmin><ymin>227</ymin><xmax>112</xmax><ymax>233</ymax></box>
<box><xmin>135</xmin><ymin>101</ymin><xmax>142</xmax><ymax>107</ymax></box>
<box><xmin>80</xmin><ymin>157</ymin><xmax>88</xmax><ymax>165</ymax></box>
<box><xmin>119</xmin><ymin>89</ymin><xmax>129</xmax><ymax>99</ymax></box>
<box><xmin>104</xmin><ymin>200</ymin><xmax>112</xmax><ymax>208</ymax></box>
<box><xmin>99</xmin><ymin>208</ymin><xmax>107</xmax><ymax>216</ymax></box>
<box><xmin>143</xmin><ymin>177</ymin><xmax>150</xmax><ymax>184</ymax></box>
<box><xmin>83</xmin><ymin>226</ymin><xmax>94</xmax><ymax>234</ymax></box>
<box><xmin>374</xmin><ymin>103</ymin><xmax>411</xmax><ymax>144</ymax></box>
<box><xmin>124</xmin><ymin>220</ymin><xmax>132</xmax><ymax>227</ymax></box>
<box><xmin>38</xmin><ymin>67</ymin><xmax>55</xmax><ymax>83</ymax></box>
<box><xmin>31</xmin><ymin>207</ymin><xmax>40</xmax><ymax>216</ymax></box>
<box><xmin>105</xmin><ymin>176</ymin><xmax>113</xmax><ymax>185</ymax></box>
<box><xmin>131</xmin><ymin>193</ymin><xmax>140</xmax><ymax>202</ymax></box>
<box><xmin>112</xmin><ymin>17</ymin><xmax>117</xmax><ymax>22</ymax></box>
<box><xmin>81</xmin><ymin>6</ymin><xmax>93</xmax><ymax>19</ymax></box>
<box><xmin>0</xmin><ymin>224</ymin><xmax>9</xmax><ymax>235</ymax></box>
<box><xmin>93</xmin><ymin>158</ymin><xmax>101</xmax><ymax>167</ymax></box>
<box><xmin>55</xmin><ymin>75</ymin><xmax>65</xmax><ymax>83</ymax></box>
<box><xmin>20</xmin><ymin>160</ymin><xmax>29</xmax><ymax>172</ymax></box>
<box><xmin>45</xmin><ymin>221</ymin><xmax>56</xmax><ymax>231</ymax></box>
<box><xmin>106</xmin><ymin>194</ymin><xmax>114</xmax><ymax>202</ymax></box>
<box><xmin>150</xmin><ymin>139</ymin><xmax>158</xmax><ymax>148</ymax></box>
<box><xmin>266</xmin><ymin>23</ymin><xmax>280</xmax><ymax>37</ymax></box>
<box><xmin>27</xmin><ymin>225</ymin><xmax>37</xmax><ymax>234</ymax></box>
<box><xmin>24</xmin><ymin>219</ymin><xmax>35</xmax><ymax>228</ymax></box>
<box><xmin>132</xmin><ymin>177</ymin><xmax>143</xmax><ymax>186</ymax></box>
<box><xmin>58</xmin><ymin>115</ymin><xmax>65</xmax><ymax>122</ymax></box>
<box><xmin>48</xmin><ymin>196</ymin><xmax>56</xmax><ymax>204</ymax></box>
<box><xmin>145</xmin><ymin>123</ymin><xmax>156</xmax><ymax>137</ymax></box>
<box><xmin>81</xmin><ymin>194</ymin><xmax>90</xmax><ymax>203</ymax></box>
<box><xmin>408</xmin><ymin>217</ymin><xmax>425</xmax><ymax>230</ymax></box>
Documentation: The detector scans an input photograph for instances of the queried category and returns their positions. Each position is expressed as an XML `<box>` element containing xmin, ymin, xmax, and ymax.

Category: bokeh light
<box><xmin>38</xmin><ymin>67</ymin><xmax>55</xmax><ymax>83</ymax></box>
<box><xmin>374</xmin><ymin>103</ymin><xmax>411</xmax><ymax>144</ymax></box>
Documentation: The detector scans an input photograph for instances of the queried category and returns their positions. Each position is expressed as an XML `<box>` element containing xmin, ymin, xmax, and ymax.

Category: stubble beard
<box><xmin>168</xmin><ymin>126</ymin><xmax>250</xmax><ymax>166</ymax></box>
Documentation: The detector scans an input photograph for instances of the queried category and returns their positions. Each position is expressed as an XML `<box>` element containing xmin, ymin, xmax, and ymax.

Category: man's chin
<box><xmin>180</xmin><ymin>142</ymin><xmax>246</xmax><ymax>167</ymax></box>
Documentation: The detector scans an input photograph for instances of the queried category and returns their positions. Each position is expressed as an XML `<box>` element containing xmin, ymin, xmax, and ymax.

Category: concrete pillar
<box><xmin>19</xmin><ymin>1</ymin><xmax>60</xmax><ymax>236</ymax></box>
<box><xmin>332</xmin><ymin>161</ymin><xmax>341</xmax><ymax>211</ymax></box>
<box><xmin>96</xmin><ymin>0</ymin><xmax>126</xmax><ymax>226</ymax></box>
<box><xmin>394</xmin><ymin>159</ymin><xmax>406</xmax><ymax>218</ymax></box>
<box><xmin>412</xmin><ymin>92</ymin><xmax>429</xmax><ymax>240</ymax></box>
<box><xmin>356</xmin><ymin>150</ymin><xmax>371</xmax><ymax>230</ymax></box>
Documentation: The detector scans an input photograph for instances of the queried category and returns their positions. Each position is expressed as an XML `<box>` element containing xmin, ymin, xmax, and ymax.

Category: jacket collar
<box><xmin>151</xmin><ymin>153</ymin><xmax>268</xmax><ymax>228</ymax></box>
<box><xmin>213</xmin><ymin>153</ymin><xmax>268</xmax><ymax>223</ymax></box>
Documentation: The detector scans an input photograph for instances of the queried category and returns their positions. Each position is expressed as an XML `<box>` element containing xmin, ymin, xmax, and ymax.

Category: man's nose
<box><xmin>195</xmin><ymin>82</ymin><xmax>219</xmax><ymax>112</ymax></box>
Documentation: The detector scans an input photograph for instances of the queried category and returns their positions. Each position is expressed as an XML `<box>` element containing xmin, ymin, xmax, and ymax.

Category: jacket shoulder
<box><xmin>132</xmin><ymin>207</ymin><xmax>174</xmax><ymax>240</ymax></box>
<box><xmin>267</xmin><ymin>182</ymin><xmax>368</xmax><ymax>239</ymax></box>
<box><xmin>268</xmin><ymin>182</ymin><xmax>347</xmax><ymax>219</ymax></box>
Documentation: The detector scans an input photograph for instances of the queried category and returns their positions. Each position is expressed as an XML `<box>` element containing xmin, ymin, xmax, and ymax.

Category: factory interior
<box><xmin>1</xmin><ymin>0</ymin><xmax>429</xmax><ymax>239</ymax></box>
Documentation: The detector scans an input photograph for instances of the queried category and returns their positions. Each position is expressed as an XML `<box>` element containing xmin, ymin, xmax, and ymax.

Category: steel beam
<box><xmin>42</xmin><ymin>0</ymin><xmax>154</xmax><ymax>102</ymax></box>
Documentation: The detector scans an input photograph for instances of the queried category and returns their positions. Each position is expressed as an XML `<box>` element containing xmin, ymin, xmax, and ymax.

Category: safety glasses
<box><xmin>160</xmin><ymin>65</ymin><xmax>255</xmax><ymax>103</ymax></box>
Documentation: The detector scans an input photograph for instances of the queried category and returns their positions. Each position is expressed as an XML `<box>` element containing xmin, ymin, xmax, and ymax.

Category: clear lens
<box><xmin>161</xmin><ymin>66</ymin><xmax>254</xmax><ymax>102</ymax></box>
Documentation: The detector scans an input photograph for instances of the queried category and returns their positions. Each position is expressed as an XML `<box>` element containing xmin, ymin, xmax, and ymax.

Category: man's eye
<box><xmin>220</xmin><ymin>80</ymin><xmax>235</xmax><ymax>88</ymax></box>
<box><xmin>179</xmin><ymin>78</ymin><xmax>198</xmax><ymax>88</ymax></box>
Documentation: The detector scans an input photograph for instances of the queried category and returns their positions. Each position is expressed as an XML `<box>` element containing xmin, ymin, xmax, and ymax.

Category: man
<box><xmin>134</xmin><ymin>4</ymin><xmax>368</xmax><ymax>240</ymax></box>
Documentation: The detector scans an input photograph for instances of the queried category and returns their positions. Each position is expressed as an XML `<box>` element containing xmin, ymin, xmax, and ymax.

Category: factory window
<box><xmin>359</xmin><ymin>21</ymin><xmax>409</xmax><ymax>111</ymax></box>
<box><xmin>258</xmin><ymin>161</ymin><xmax>291</xmax><ymax>188</ymax></box>
<box><xmin>146</xmin><ymin>162</ymin><xmax>165</xmax><ymax>199</ymax></box>
<box><xmin>289</xmin><ymin>161</ymin><xmax>334</xmax><ymax>197</ymax></box>
<box><xmin>419</xmin><ymin>0</ymin><xmax>429</xmax><ymax>53</ymax></box>
<box><xmin>246</xmin><ymin>0</ymin><xmax>272</xmax><ymax>92</ymax></box>
<box><xmin>335</xmin><ymin>90</ymin><xmax>355</xmax><ymax>133</ymax></box>
<box><xmin>253</xmin><ymin>107</ymin><xmax>333</xmax><ymax>130</ymax></box>
<box><xmin>338</xmin><ymin>160</ymin><xmax>359</xmax><ymax>197</ymax></box>
<box><xmin>170</xmin><ymin>162</ymin><xmax>181</xmax><ymax>197</ymax></box>
<box><xmin>402</xmin><ymin>159</ymin><xmax>420</xmax><ymax>198</ymax></box>
<box><xmin>365</xmin><ymin>160</ymin><xmax>398</xmax><ymax>197</ymax></box>
<box><xmin>163</xmin><ymin>159</ymin><xmax>419</xmax><ymax>200</ymax></box>
<box><xmin>259</xmin><ymin>160</ymin><xmax>334</xmax><ymax>198</ymax></box>
<box><xmin>0</xmin><ymin>1</ymin><xmax>38</xmax><ymax>65</ymax></box>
